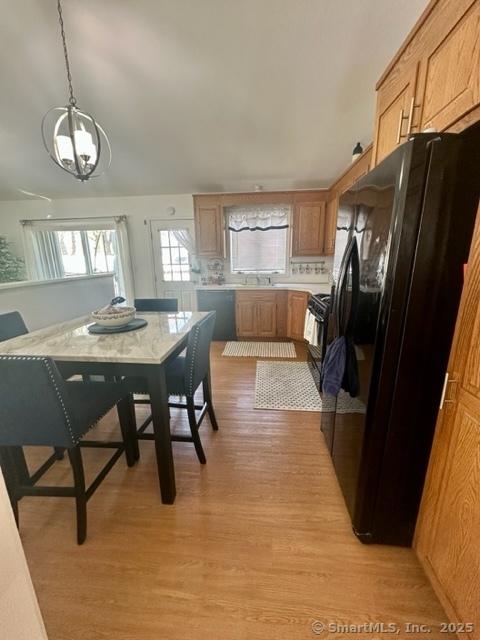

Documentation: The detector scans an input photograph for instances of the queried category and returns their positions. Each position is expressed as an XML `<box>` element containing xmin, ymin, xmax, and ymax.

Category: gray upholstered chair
<box><xmin>127</xmin><ymin>311</ymin><xmax>218</xmax><ymax>463</ymax></box>
<box><xmin>0</xmin><ymin>311</ymin><xmax>28</xmax><ymax>342</ymax></box>
<box><xmin>0</xmin><ymin>311</ymin><xmax>65</xmax><ymax>465</ymax></box>
<box><xmin>134</xmin><ymin>298</ymin><xmax>178</xmax><ymax>312</ymax></box>
<box><xmin>0</xmin><ymin>356</ymin><xmax>137</xmax><ymax>544</ymax></box>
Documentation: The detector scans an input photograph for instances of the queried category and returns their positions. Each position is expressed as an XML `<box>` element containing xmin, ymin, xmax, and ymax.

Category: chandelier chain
<box><xmin>57</xmin><ymin>0</ymin><xmax>77</xmax><ymax>107</ymax></box>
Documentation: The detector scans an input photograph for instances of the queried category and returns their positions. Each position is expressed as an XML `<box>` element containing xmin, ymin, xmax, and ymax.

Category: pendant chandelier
<box><xmin>42</xmin><ymin>0</ymin><xmax>111</xmax><ymax>181</ymax></box>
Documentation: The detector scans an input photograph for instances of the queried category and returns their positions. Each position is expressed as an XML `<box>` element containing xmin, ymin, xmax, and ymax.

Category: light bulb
<box><xmin>54</xmin><ymin>134</ymin><xmax>74</xmax><ymax>166</ymax></box>
<box><xmin>85</xmin><ymin>143</ymin><xmax>97</xmax><ymax>166</ymax></box>
<box><xmin>73</xmin><ymin>129</ymin><xmax>93</xmax><ymax>158</ymax></box>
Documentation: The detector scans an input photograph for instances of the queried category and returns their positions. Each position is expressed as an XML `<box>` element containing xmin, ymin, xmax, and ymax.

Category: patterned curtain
<box><xmin>227</xmin><ymin>205</ymin><xmax>290</xmax><ymax>232</ymax></box>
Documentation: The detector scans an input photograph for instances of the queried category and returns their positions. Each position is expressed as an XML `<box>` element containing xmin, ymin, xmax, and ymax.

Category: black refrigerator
<box><xmin>321</xmin><ymin>127</ymin><xmax>480</xmax><ymax>546</ymax></box>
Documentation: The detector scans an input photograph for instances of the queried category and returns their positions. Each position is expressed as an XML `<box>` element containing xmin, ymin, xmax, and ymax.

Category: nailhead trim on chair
<box><xmin>0</xmin><ymin>355</ymin><xmax>77</xmax><ymax>446</ymax></box>
<box><xmin>187</xmin><ymin>325</ymin><xmax>200</xmax><ymax>396</ymax></box>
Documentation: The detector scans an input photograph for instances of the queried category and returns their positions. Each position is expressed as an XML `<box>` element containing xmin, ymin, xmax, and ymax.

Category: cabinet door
<box><xmin>236</xmin><ymin>299</ymin><xmax>257</xmax><ymax>337</ymax></box>
<box><xmin>287</xmin><ymin>291</ymin><xmax>309</xmax><ymax>341</ymax></box>
<box><xmin>415</xmin><ymin>207</ymin><xmax>480</xmax><ymax>634</ymax></box>
<box><xmin>292</xmin><ymin>202</ymin><xmax>326</xmax><ymax>256</ymax></box>
<box><xmin>194</xmin><ymin>204</ymin><xmax>224</xmax><ymax>258</ymax></box>
<box><xmin>373</xmin><ymin>64</ymin><xmax>419</xmax><ymax>166</ymax></box>
<box><xmin>275</xmin><ymin>291</ymin><xmax>288</xmax><ymax>337</ymax></box>
<box><xmin>324</xmin><ymin>196</ymin><xmax>339</xmax><ymax>256</ymax></box>
<box><xmin>421</xmin><ymin>1</ymin><xmax>480</xmax><ymax>132</ymax></box>
<box><xmin>257</xmin><ymin>300</ymin><xmax>277</xmax><ymax>337</ymax></box>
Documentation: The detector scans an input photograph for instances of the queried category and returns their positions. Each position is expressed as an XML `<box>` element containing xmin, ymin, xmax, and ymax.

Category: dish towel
<box><xmin>322</xmin><ymin>336</ymin><xmax>347</xmax><ymax>395</ymax></box>
<box><xmin>303</xmin><ymin>309</ymin><xmax>319</xmax><ymax>346</ymax></box>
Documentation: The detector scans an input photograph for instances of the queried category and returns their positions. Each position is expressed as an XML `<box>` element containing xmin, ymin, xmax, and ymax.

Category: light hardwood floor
<box><xmin>20</xmin><ymin>343</ymin><xmax>450</xmax><ymax>639</ymax></box>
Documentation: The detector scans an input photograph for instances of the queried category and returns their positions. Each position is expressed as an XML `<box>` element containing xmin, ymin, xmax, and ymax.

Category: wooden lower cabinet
<box><xmin>235</xmin><ymin>297</ymin><xmax>258</xmax><ymax>337</ymax></box>
<box><xmin>235</xmin><ymin>289</ymin><xmax>309</xmax><ymax>340</ymax></box>
<box><xmin>275</xmin><ymin>291</ymin><xmax>288</xmax><ymax>337</ymax></box>
<box><xmin>256</xmin><ymin>299</ymin><xmax>277</xmax><ymax>338</ymax></box>
<box><xmin>287</xmin><ymin>291</ymin><xmax>309</xmax><ymax>341</ymax></box>
<box><xmin>236</xmin><ymin>291</ymin><xmax>277</xmax><ymax>338</ymax></box>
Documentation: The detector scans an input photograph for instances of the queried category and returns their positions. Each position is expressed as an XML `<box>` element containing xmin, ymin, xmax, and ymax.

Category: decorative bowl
<box><xmin>91</xmin><ymin>306</ymin><xmax>136</xmax><ymax>328</ymax></box>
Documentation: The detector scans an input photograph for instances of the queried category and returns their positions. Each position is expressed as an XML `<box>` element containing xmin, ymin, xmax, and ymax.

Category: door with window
<box><xmin>150</xmin><ymin>220</ymin><xmax>196</xmax><ymax>311</ymax></box>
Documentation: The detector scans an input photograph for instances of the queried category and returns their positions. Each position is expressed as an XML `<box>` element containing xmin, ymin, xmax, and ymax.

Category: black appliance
<box><xmin>196</xmin><ymin>289</ymin><xmax>236</xmax><ymax>340</ymax></box>
<box><xmin>322</xmin><ymin>127</ymin><xmax>480</xmax><ymax>546</ymax></box>
<box><xmin>306</xmin><ymin>294</ymin><xmax>330</xmax><ymax>390</ymax></box>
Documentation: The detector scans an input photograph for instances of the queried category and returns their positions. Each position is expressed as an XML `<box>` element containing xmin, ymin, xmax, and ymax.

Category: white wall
<box><xmin>0</xmin><ymin>194</ymin><xmax>194</xmax><ymax>298</ymax></box>
<box><xmin>0</xmin><ymin>471</ymin><xmax>48</xmax><ymax>640</ymax></box>
<box><xmin>0</xmin><ymin>274</ymin><xmax>115</xmax><ymax>330</ymax></box>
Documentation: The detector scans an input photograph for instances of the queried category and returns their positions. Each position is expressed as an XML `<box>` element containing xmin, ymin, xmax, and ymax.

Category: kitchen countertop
<box><xmin>195</xmin><ymin>283</ymin><xmax>331</xmax><ymax>295</ymax></box>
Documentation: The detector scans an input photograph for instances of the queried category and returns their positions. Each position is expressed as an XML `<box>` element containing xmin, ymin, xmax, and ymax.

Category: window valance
<box><xmin>227</xmin><ymin>205</ymin><xmax>290</xmax><ymax>232</ymax></box>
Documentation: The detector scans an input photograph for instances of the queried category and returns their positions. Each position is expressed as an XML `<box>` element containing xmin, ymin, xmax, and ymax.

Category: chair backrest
<box><xmin>0</xmin><ymin>356</ymin><xmax>78</xmax><ymax>448</ymax></box>
<box><xmin>134</xmin><ymin>298</ymin><xmax>178</xmax><ymax>312</ymax></box>
<box><xmin>0</xmin><ymin>311</ymin><xmax>28</xmax><ymax>342</ymax></box>
<box><xmin>184</xmin><ymin>311</ymin><xmax>216</xmax><ymax>395</ymax></box>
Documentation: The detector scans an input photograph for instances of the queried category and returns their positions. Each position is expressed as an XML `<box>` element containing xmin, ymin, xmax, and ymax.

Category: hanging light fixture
<box><xmin>42</xmin><ymin>0</ymin><xmax>111</xmax><ymax>181</ymax></box>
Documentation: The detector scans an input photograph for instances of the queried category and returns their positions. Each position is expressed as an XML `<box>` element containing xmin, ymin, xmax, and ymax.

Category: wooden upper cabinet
<box><xmin>193</xmin><ymin>197</ymin><xmax>224</xmax><ymax>258</ymax></box>
<box><xmin>292</xmin><ymin>200</ymin><xmax>326</xmax><ymax>257</ymax></box>
<box><xmin>373</xmin><ymin>64</ymin><xmax>420</xmax><ymax>166</ymax></box>
<box><xmin>325</xmin><ymin>146</ymin><xmax>372</xmax><ymax>256</ymax></box>
<box><xmin>421</xmin><ymin>1</ymin><xmax>480</xmax><ymax>132</ymax></box>
<box><xmin>373</xmin><ymin>0</ymin><xmax>480</xmax><ymax>166</ymax></box>
<box><xmin>324</xmin><ymin>197</ymin><xmax>338</xmax><ymax>256</ymax></box>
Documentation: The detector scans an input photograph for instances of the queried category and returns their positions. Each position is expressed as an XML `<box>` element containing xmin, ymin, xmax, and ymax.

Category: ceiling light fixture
<box><xmin>41</xmin><ymin>0</ymin><xmax>111</xmax><ymax>181</ymax></box>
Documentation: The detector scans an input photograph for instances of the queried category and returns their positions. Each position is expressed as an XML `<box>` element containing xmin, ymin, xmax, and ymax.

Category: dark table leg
<box><xmin>8</xmin><ymin>446</ymin><xmax>30</xmax><ymax>485</ymax></box>
<box><xmin>147</xmin><ymin>365</ymin><xmax>176</xmax><ymax>504</ymax></box>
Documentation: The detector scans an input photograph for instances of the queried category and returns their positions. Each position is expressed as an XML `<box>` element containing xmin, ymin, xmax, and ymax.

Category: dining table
<box><xmin>0</xmin><ymin>310</ymin><xmax>208</xmax><ymax>504</ymax></box>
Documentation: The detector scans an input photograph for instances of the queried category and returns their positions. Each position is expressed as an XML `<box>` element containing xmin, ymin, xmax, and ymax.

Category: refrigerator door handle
<box><xmin>335</xmin><ymin>237</ymin><xmax>359</xmax><ymax>336</ymax></box>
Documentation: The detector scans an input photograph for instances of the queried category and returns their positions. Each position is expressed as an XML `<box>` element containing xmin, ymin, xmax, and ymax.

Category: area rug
<box><xmin>254</xmin><ymin>361</ymin><xmax>322</xmax><ymax>411</ymax></box>
<box><xmin>222</xmin><ymin>341</ymin><xmax>296</xmax><ymax>358</ymax></box>
<box><xmin>321</xmin><ymin>389</ymin><xmax>366</xmax><ymax>415</ymax></box>
<box><xmin>254</xmin><ymin>361</ymin><xmax>367</xmax><ymax>413</ymax></box>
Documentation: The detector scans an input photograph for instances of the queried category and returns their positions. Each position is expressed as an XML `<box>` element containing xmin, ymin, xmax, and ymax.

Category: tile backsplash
<box><xmin>196</xmin><ymin>256</ymin><xmax>333</xmax><ymax>286</ymax></box>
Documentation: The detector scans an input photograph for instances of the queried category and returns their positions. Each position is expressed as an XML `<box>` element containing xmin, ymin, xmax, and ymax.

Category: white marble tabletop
<box><xmin>0</xmin><ymin>311</ymin><xmax>208</xmax><ymax>365</ymax></box>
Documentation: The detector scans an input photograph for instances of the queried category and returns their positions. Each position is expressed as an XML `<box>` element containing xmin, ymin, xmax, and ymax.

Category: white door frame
<box><xmin>150</xmin><ymin>219</ymin><xmax>197</xmax><ymax>311</ymax></box>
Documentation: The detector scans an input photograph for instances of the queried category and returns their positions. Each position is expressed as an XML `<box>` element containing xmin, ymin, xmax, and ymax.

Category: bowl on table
<box><xmin>91</xmin><ymin>305</ymin><xmax>136</xmax><ymax>328</ymax></box>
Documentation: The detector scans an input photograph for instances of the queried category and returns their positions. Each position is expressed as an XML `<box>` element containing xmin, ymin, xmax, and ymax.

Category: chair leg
<box><xmin>54</xmin><ymin>447</ymin><xmax>65</xmax><ymax>460</ymax></box>
<box><xmin>203</xmin><ymin>374</ymin><xmax>219</xmax><ymax>431</ymax></box>
<box><xmin>128</xmin><ymin>395</ymin><xmax>140</xmax><ymax>461</ymax></box>
<box><xmin>117</xmin><ymin>396</ymin><xmax>138</xmax><ymax>467</ymax></box>
<box><xmin>68</xmin><ymin>447</ymin><xmax>87</xmax><ymax>545</ymax></box>
<box><xmin>186</xmin><ymin>397</ymin><xmax>206</xmax><ymax>464</ymax></box>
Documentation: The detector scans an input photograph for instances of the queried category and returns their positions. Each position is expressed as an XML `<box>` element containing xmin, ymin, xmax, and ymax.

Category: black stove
<box><xmin>306</xmin><ymin>294</ymin><xmax>331</xmax><ymax>390</ymax></box>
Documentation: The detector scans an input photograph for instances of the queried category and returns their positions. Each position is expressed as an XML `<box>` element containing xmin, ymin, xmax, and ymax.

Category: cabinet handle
<box><xmin>439</xmin><ymin>372</ymin><xmax>459</xmax><ymax>410</ymax></box>
<box><xmin>396</xmin><ymin>108</ymin><xmax>408</xmax><ymax>144</ymax></box>
<box><xmin>406</xmin><ymin>97</ymin><xmax>421</xmax><ymax>135</ymax></box>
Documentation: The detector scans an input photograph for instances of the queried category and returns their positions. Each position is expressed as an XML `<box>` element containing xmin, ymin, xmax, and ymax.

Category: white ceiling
<box><xmin>0</xmin><ymin>0</ymin><xmax>428</xmax><ymax>201</ymax></box>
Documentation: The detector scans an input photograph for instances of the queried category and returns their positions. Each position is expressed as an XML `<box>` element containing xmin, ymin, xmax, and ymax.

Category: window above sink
<box><xmin>227</xmin><ymin>204</ymin><xmax>290</xmax><ymax>275</ymax></box>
